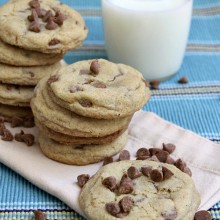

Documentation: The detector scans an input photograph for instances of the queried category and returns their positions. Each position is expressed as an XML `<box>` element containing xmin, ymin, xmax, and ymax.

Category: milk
<box><xmin>102</xmin><ymin>0</ymin><xmax>193</xmax><ymax>81</ymax></box>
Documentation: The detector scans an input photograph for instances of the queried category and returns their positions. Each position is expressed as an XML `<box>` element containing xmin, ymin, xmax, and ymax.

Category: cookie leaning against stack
<box><xmin>0</xmin><ymin>0</ymin><xmax>88</xmax><ymax>122</ymax></box>
<box><xmin>31</xmin><ymin>59</ymin><xmax>151</xmax><ymax>165</ymax></box>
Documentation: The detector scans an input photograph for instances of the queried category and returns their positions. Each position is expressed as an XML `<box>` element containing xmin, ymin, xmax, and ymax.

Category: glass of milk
<box><xmin>102</xmin><ymin>0</ymin><xmax>193</xmax><ymax>81</ymax></box>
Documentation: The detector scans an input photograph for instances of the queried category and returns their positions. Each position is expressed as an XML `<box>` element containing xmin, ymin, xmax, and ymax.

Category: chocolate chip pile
<box><xmin>0</xmin><ymin>116</ymin><xmax>34</xmax><ymax>146</ymax></box>
<box><xmin>77</xmin><ymin>144</ymin><xmax>212</xmax><ymax>220</ymax></box>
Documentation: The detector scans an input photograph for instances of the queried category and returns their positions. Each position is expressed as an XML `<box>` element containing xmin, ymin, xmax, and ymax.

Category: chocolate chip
<box><xmin>150</xmin><ymin>169</ymin><xmax>163</xmax><ymax>182</ymax></box>
<box><xmin>183</xmin><ymin>166</ymin><xmax>192</xmax><ymax>177</ymax></box>
<box><xmin>34</xmin><ymin>210</ymin><xmax>47</xmax><ymax>220</ymax></box>
<box><xmin>47</xmin><ymin>75</ymin><xmax>59</xmax><ymax>85</ymax></box>
<box><xmin>165</xmin><ymin>156</ymin><xmax>175</xmax><ymax>164</ymax></box>
<box><xmin>194</xmin><ymin>210</ymin><xmax>212</xmax><ymax>220</ymax></box>
<box><xmin>22</xmin><ymin>134</ymin><xmax>35</xmax><ymax>146</ymax></box>
<box><xmin>155</xmin><ymin>150</ymin><xmax>169</xmax><ymax>163</ymax></box>
<box><xmin>11</xmin><ymin>116</ymin><xmax>23</xmax><ymax>128</ymax></box>
<box><xmin>119</xmin><ymin>150</ymin><xmax>130</xmax><ymax>161</ymax></box>
<box><xmin>69</xmin><ymin>85</ymin><xmax>83</xmax><ymax>93</ymax></box>
<box><xmin>28</xmin><ymin>21</ymin><xmax>40</xmax><ymax>33</ymax></box>
<box><xmin>106</xmin><ymin>202</ymin><xmax>121</xmax><ymax>216</ymax></box>
<box><xmin>141</xmin><ymin>166</ymin><xmax>152</xmax><ymax>177</ymax></box>
<box><xmin>0</xmin><ymin>116</ymin><xmax>4</xmax><ymax>123</ymax></box>
<box><xmin>0</xmin><ymin>123</ymin><xmax>6</xmax><ymax>136</ymax></box>
<box><xmin>178</xmin><ymin>76</ymin><xmax>188</xmax><ymax>84</ymax></box>
<box><xmin>54</xmin><ymin>12</ymin><xmax>66</xmax><ymax>26</ymax></box>
<box><xmin>35</xmin><ymin>8</ymin><xmax>47</xmax><ymax>18</ymax></box>
<box><xmin>161</xmin><ymin>209</ymin><xmax>177</xmax><ymax>220</ymax></box>
<box><xmin>103</xmin><ymin>156</ymin><xmax>113</xmax><ymax>166</ymax></box>
<box><xmin>23</xmin><ymin>117</ymin><xmax>35</xmax><ymax>128</ymax></box>
<box><xmin>127</xmin><ymin>166</ymin><xmax>142</xmax><ymax>179</ymax></box>
<box><xmin>92</xmin><ymin>82</ymin><xmax>106</xmax><ymax>88</ymax></box>
<box><xmin>1</xmin><ymin>129</ymin><xmax>13</xmax><ymax>141</ymax></box>
<box><xmin>136</xmin><ymin>148</ymin><xmax>150</xmax><ymax>160</ymax></box>
<box><xmin>150</xmin><ymin>80</ymin><xmax>160</xmax><ymax>90</ymax></box>
<box><xmin>43</xmin><ymin>10</ymin><xmax>53</xmax><ymax>22</ymax></box>
<box><xmin>119</xmin><ymin>196</ymin><xmax>133</xmax><ymax>213</ymax></box>
<box><xmin>162</xmin><ymin>166</ymin><xmax>174</xmax><ymax>180</ymax></box>
<box><xmin>45</xmin><ymin>17</ymin><xmax>58</xmax><ymax>30</ymax></box>
<box><xmin>77</xmin><ymin>174</ymin><xmax>90</xmax><ymax>188</ymax></box>
<box><xmin>118</xmin><ymin>174</ymin><xmax>134</xmax><ymax>194</ymax></box>
<box><xmin>29</xmin><ymin>0</ymin><xmax>40</xmax><ymax>8</ymax></box>
<box><xmin>48</xmin><ymin>38</ymin><xmax>60</xmax><ymax>46</ymax></box>
<box><xmin>14</xmin><ymin>130</ymin><xmax>25</xmax><ymax>142</ymax></box>
<box><xmin>27</xmin><ymin>9</ymin><xmax>38</xmax><ymax>22</ymax></box>
<box><xmin>174</xmin><ymin>158</ymin><xmax>186</xmax><ymax>172</ymax></box>
<box><xmin>148</xmin><ymin>155</ymin><xmax>160</xmax><ymax>162</ymax></box>
<box><xmin>149</xmin><ymin>148</ymin><xmax>161</xmax><ymax>156</ymax></box>
<box><xmin>102</xmin><ymin>176</ymin><xmax>117</xmax><ymax>191</ymax></box>
<box><xmin>78</xmin><ymin>99</ymin><xmax>93</xmax><ymax>107</ymax></box>
<box><xmin>90</xmin><ymin>60</ymin><xmax>100</xmax><ymax>75</ymax></box>
<box><xmin>162</xmin><ymin>143</ymin><xmax>176</xmax><ymax>154</ymax></box>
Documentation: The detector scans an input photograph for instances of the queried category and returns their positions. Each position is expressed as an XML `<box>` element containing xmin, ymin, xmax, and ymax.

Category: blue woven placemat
<box><xmin>0</xmin><ymin>0</ymin><xmax>220</xmax><ymax>219</ymax></box>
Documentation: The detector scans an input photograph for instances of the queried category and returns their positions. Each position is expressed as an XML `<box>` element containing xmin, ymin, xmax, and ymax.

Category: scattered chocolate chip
<box><xmin>119</xmin><ymin>150</ymin><xmax>130</xmax><ymax>161</ymax></box>
<box><xmin>23</xmin><ymin>117</ymin><xmax>35</xmax><ymax>128</ymax></box>
<box><xmin>155</xmin><ymin>150</ymin><xmax>169</xmax><ymax>163</ymax></box>
<box><xmin>161</xmin><ymin>209</ymin><xmax>177</xmax><ymax>220</ymax></box>
<box><xmin>0</xmin><ymin>123</ymin><xmax>6</xmax><ymax>135</ymax></box>
<box><xmin>45</xmin><ymin>17</ymin><xmax>58</xmax><ymax>30</ymax></box>
<box><xmin>174</xmin><ymin>158</ymin><xmax>186</xmax><ymax>172</ymax></box>
<box><xmin>102</xmin><ymin>176</ymin><xmax>117</xmax><ymax>191</ymax></box>
<box><xmin>1</xmin><ymin>129</ymin><xmax>13</xmax><ymax>141</ymax></box>
<box><xmin>14</xmin><ymin>130</ymin><xmax>25</xmax><ymax>142</ymax></box>
<box><xmin>149</xmin><ymin>148</ymin><xmax>161</xmax><ymax>156</ymax></box>
<box><xmin>141</xmin><ymin>166</ymin><xmax>152</xmax><ymax>177</ymax></box>
<box><xmin>150</xmin><ymin>80</ymin><xmax>160</xmax><ymax>90</ymax></box>
<box><xmin>92</xmin><ymin>82</ymin><xmax>106</xmax><ymax>88</ymax></box>
<box><xmin>34</xmin><ymin>210</ymin><xmax>47</xmax><ymax>220</ymax></box>
<box><xmin>150</xmin><ymin>169</ymin><xmax>163</xmax><ymax>182</ymax></box>
<box><xmin>178</xmin><ymin>76</ymin><xmax>188</xmax><ymax>84</ymax></box>
<box><xmin>136</xmin><ymin>148</ymin><xmax>150</xmax><ymax>160</ymax></box>
<box><xmin>43</xmin><ymin>10</ymin><xmax>53</xmax><ymax>22</ymax></box>
<box><xmin>90</xmin><ymin>60</ymin><xmax>100</xmax><ymax>75</ymax></box>
<box><xmin>162</xmin><ymin>143</ymin><xmax>176</xmax><ymax>154</ymax></box>
<box><xmin>48</xmin><ymin>38</ymin><xmax>60</xmax><ymax>46</ymax></box>
<box><xmin>103</xmin><ymin>156</ymin><xmax>113</xmax><ymax>166</ymax></box>
<box><xmin>162</xmin><ymin>166</ymin><xmax>174</xmax><ymax>180</ymax></box>
<box><xmin>183</xmin><ymin>166</ymin><xmax>192</xmax><ymax>177</ymax></box>
<box><xmin>118</xmin><ymin>174</ymin><xmax>134</xmax><ymax>194</ymax></box>
<box><xmin>194</xmin><ymin>210</ymin><xmax>212</xmax><ymax>220</ymax></box>
<box><xmin>11</xmin><ymin>116</ymin><xmax>23</xmax><ymax>128</ymax></box>
<box><xmin>77</xmin><ymin>174</ymin><xmax>90</xmax><ymax>188</ymax></box>
<box><xmin>119</xmin><ymin>196</ymin><xmax>133</xmax><ymax>213</ymax></box>
<box><xmin>22</xmin><ymin>134</ymin><xmax>35</xmax><ymax>146</ymax></box>
<box><xmin>165</xmin><ymin>155</ymin><xmax>175</xmax><ymax>164</ymax></box>
<box><xmin>27</xmin><ymin>9</ymin><xmax>38</xmax><ymax>22</ymax></box>
<box><xmin>28</xmin><ymin>21</ymin><xmax>40</xmax><ymax>33</ymax></box>
<box><xmin>47</xmin><ymin>75</ymin><xmax>59</xmax><ymax>85</ymax></box>
<box><xmin>78</xmin><ymin>99</ymin><xmax>93</xmax><ymax>107</ymax></box>
<box><xmin>54</xmin><ymin>11</ymin><xmax>66</xmax><ymax>26</ymax></box>
<box><xmin>127</xmin><ymin>166</ymin><xmax>142</xmax><ymax>179</ymax></box>
<box><xmin>29</xmin><ymin>0</ymin><xmax>40</xmax><ymax>8</ymax></box>
<box><xmin>106</xmin><ymin>202</ymin><xmax>121</xmax><ymax>216</ymax></box>
<box><xmin>69</xmin><ymin>85</ymin><xmax>83</xmax><ymax>93</ymax></box>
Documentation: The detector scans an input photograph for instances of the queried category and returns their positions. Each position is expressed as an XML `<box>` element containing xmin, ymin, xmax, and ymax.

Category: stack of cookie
<box><xmin>0</xmin><ymin>0</ymin><xmax>88</xmax><ymax>123</ymax></box>
<box><xmin>31</xmin><ymin>59</ymin><xmax>151</xmax><ymax>165</ymax></box>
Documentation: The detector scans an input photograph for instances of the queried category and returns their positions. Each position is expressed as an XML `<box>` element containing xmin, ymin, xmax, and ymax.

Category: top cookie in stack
<box><xmin>0</xmin><ymin>0</ymin><xmax>88</xmax><ymax>123</ymax></box>
<box><xmin>31</xmin><ymin>59</ymin><xmax>151</xmax><ymax>165</ymax></box>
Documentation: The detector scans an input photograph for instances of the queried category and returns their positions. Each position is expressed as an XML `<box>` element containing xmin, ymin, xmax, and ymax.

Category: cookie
<box><xmin>0</xmin><ymin>38</ymin><xmax>63</xmax><ymax>66</ymax></box>
<box><xmin>0</xmin><ymin>60</ymin><xmax>64</xmax><ymax>86</ymax></box>
<box><xmin>36</xmin><ymin>119</ymin><xmax>127</xmax><ymax>145</ymax></box>
<box><xmin>79</xmin><ymin>160</ymin><xmax>201</xmax><ymax>220</ymax></box>
<box><xmin>48</xmin><ymin>59</ymin><xmax>151</xmax><ymax>119</ymax></box>
<box><xmin>31</xmin><ymin>76</ymin><xmax>132</xmax><ymax>138</ymax></box>
<box><xmin>38</xmin><ymin>130</ymin><xmax>128</xmax><ymax>165</ymax></box>
<box><xmin>0</xmin><ymin>83</ymin><xmax>34</xmax><ymax>106</ymax></box>
<box><xmin>0</xmin><ymin>0</ymin><xmax>88</xmax><ymax>53</ymax></box>
<box><xmin>0</xmin><ymin>103</ymin><xmax>33</xmax><ymax>120</ymax></box>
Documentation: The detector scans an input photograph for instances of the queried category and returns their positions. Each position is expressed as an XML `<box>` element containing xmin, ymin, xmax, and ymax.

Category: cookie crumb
<box><xmin>34</xmin><ymin>210</ymin><xmax>47</xmax><ymax>220</ymax></box>
<box><xmin>178</xmin><ymin>76</ymin><xmax>188</xmax><ymax>84</ymax></box>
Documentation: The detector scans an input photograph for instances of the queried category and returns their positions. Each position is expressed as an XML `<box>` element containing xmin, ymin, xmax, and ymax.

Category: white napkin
<box><xmin>0</xmin><ymin>111</ymin><xmax>220</xmax><ymax>218</ymax></box>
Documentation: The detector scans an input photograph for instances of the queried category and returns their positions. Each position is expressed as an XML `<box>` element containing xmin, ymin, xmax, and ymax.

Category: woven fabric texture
<box><xmin>0</xmin><ymin>0</ymin><xmax>220</xmax><ymax>219</ymax></box>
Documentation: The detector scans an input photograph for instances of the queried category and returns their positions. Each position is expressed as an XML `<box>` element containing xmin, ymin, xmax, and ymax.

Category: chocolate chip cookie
<box><xmin>0</xmin><ymin>38</ymin><xmax>63</xmax><ymax>66</ymax></box>
<box><xmin>0</xmin><ymin>0</ymin><xmax>88</xmax><ymax>53</ymax></box>
<box><xmin>38</xmin><ymin>130</ymin><xmax>128</xmax><ymax>165</ymax></box>
<box><xmin>48</xmin><ymin>59</ymin><xmax>151</xmax><ymax>119</ymax></box>
<box><xmin>79</xmin><ymin>160</ymin><xmax>200</xmax><ymax>219</ymax></box>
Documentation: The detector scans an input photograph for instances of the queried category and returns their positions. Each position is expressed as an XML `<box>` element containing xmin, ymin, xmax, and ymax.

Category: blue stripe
<box><xmin>193</xmin><ymin>0</ymin><xmax>220</xmax><ymax>9</ymax></box>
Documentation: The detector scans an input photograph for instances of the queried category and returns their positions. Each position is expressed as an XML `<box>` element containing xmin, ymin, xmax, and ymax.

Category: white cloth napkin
<box><xmin>0</xmin><ymin>111</ymin><xmax>220</xmax><ymax>218</ymax></box>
